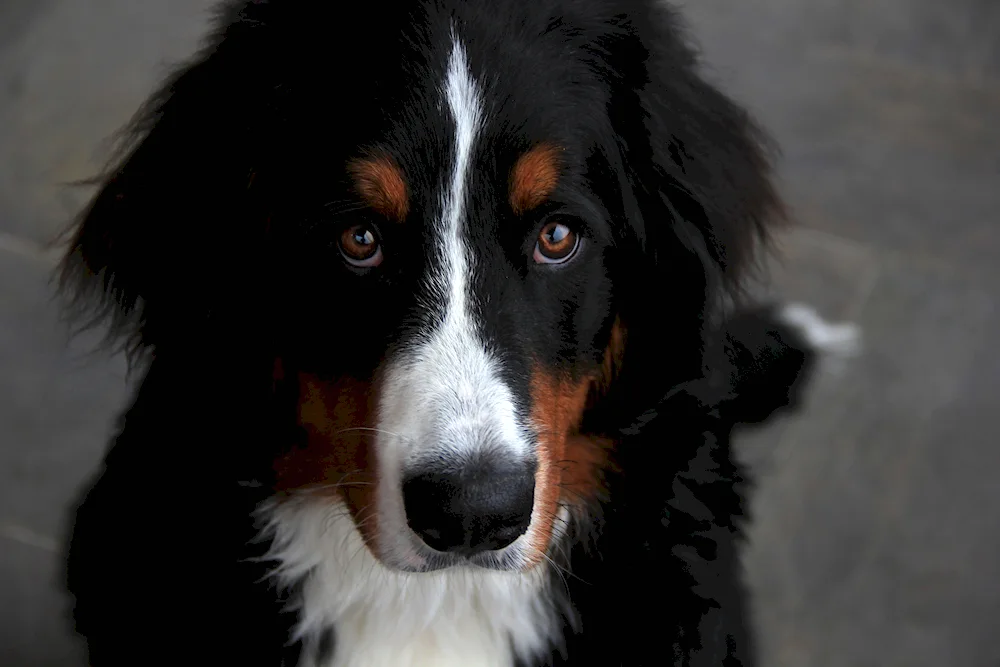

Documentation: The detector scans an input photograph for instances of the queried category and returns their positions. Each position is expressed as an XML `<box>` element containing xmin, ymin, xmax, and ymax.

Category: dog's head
<box><xmin>58</xmin><ymin>1</ymin><xmax>782</xmax><ymax>572</ymax></box>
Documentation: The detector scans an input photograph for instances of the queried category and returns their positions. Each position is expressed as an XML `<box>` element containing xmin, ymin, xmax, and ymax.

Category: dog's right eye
<box><xmin>533</xmin><ymin>220</ymin><xmax>580</xmax><ymax>265</ymax></box>
<box><xmin>339</xmin><ymin>224</ymin><xmax>383</xmax><ymax>268</ymax></box>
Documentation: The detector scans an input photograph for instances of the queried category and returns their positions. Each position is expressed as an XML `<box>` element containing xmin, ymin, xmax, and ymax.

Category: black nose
<box><xmin>402</xmin><ymin>460</ymin><xmax>536</xmax><ymax>555</ymax></box>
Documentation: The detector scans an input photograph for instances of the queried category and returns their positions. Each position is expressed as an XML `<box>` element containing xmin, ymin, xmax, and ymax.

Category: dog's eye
<box><xmin>533</xmin><ymin>220</ymin><xmax>580</xmax><ymax>264</ymax></box>
<box><xmin>339</xmin><ymin>224</ymin><xmax>383</xmax><ymax>268</ymax></box>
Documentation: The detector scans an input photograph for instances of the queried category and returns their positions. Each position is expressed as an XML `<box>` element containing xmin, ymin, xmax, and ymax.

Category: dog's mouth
<box><xmin>378</xmin><ymin>526</ymin><xmax>541</xmax><ymax>574</ymax></box>
<box><xmin>272</xmin><ymin>368</ymin><xmax>609</xmax><ymax>574</ymax></box>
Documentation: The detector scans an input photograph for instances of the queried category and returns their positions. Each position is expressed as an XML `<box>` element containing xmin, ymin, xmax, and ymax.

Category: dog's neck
<box><xmin>257</xmin><ymin>494</ymin><xmax>565</xmax><ymax>667</ymax></box>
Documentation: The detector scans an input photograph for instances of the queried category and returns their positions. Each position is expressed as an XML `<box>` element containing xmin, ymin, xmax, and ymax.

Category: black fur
<box><xmin>535</xmin><ymin>305</ymin><xmax>815</xmax><ymax>666</ymax></box>
<box><xmin>58</xmin><ymin>1</ymin><xmax>808</xmax><ymax>665</ymax></box>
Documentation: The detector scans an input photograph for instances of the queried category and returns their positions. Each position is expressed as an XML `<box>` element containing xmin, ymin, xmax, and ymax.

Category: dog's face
<box><xmin>269</xmin><ymin>34</ymin><xmax>623</xmax><ymax>573</ymax></box>
<box><xmin>59</xmin><ymin>2</ymin><xmax>781</xmax><ymax>574</ymax></box>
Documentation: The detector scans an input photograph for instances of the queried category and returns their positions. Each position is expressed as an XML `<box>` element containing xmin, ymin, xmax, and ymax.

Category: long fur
<box><xmin>57</xmin><ymin>2</ymin><xmax>818</xmax><ymax>666</ymax></box>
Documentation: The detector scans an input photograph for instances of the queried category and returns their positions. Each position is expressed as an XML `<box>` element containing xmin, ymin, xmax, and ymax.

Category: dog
<box><xmin>57</xmin><ymin>1</ymin><xmax>846</xmax><ymax>665</ymax></box>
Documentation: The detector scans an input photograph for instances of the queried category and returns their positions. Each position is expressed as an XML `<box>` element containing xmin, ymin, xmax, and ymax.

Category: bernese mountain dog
<box><xmin>56</xmin><ymin>1</ymin><xmax>854</xmax><ymax>665</ymax></box>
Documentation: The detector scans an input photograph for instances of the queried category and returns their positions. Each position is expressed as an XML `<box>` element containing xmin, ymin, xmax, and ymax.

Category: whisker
<box><xmin>322</xmin><ymin>200</ymin><xmax>369</xmax><ymax>216</ymax></box>
<box><xmin>537</xmin><ymin>547</ymin><xmax>578</xmax><ymax>590</ymax></box>
<box><xmin>555</xmin><ymin>481</ymin><xmax>598</xmax><ymax>505</ymax></box>
<box><xmin>286</xmin><ymin>469</ymin><xmax>375</xmax><ymax>497</ymax></box>
<box><xmin>334</xmin><ymin>425</ymin><xmax>412</xmax><ymax>442</ymax></box>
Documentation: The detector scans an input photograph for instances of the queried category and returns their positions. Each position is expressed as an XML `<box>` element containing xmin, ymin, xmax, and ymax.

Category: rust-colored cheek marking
<box><xmin>510</xmin><ymin>143</ymin><xmax>562</xmax><ymax>215</ymax></box>
<box><xmin>526</xmin><ymin>319</ymin><xmax>625</xmax><ymax>565</ymax></box>
<box><xmin>527</xmin><ymin>368</ymin><xmax>610</xmax><ymax>565</ymax></box>
<box><xmin>347</xmin><ymin>153</ymin><xmax>409</xmax><ymax>221</ymax></box>
<box><xmin>272</xmin><ymin>372</ymin><xmax>380</xmax><ymax>550</ymax></box>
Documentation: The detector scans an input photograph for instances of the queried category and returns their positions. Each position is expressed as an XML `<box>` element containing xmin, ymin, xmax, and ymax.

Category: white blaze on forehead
<box><xmin>374</xmin><ymin>33</ymin><xmax>532</xmax><ymax>567</ymax></box>
<box><xmin>441</xmin><ymin>33</ymin><xmax>482</xmax><ymax>290</ymax></box>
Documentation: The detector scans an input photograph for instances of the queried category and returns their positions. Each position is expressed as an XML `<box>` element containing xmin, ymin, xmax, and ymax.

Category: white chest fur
<box><xmin>257</xmin><ymin>496</ymin><xmax>558</xmax><ymax>667</ymax></box>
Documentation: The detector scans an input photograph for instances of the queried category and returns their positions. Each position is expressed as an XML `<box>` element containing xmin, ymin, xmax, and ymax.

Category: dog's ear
<box><xmin>56</xmin><ymin>14</ymin><xmax>274</xmax><ymax>358</ymax></box>
<box><xmin>587</xmin><ymin>6</ymin><xmax>786</xmax><ymax>413</ymax></box>
<box><xmin>608</xmin><ymin>4</ymin><xmax>786</xmax><ymax>292</ymax></box>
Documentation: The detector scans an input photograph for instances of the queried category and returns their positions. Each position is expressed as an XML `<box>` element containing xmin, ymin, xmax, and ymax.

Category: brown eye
<box><xmin>533</xmin><ymin>220</ymin><xmax>580</xmax><ymax>264</ymax></box>
<box><xmin>339</xmin><ymin>224</ymin><xmax>383</xmax><ymax>268</ymax></box>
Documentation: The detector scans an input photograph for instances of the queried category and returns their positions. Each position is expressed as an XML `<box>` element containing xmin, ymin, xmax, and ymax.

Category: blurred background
<box><xmin>1</xmin><ymin>1</ymin><xmax>998</xmax><ymax>665</ymax></box>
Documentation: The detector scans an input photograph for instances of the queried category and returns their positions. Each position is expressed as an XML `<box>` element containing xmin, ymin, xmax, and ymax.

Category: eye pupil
<box><xmin>547</xmin><ymin>225</ymin><xmax>567</xmax><ymax>244</ymax></box>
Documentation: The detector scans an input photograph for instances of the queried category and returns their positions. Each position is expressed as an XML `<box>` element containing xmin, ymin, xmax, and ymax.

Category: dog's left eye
<box><xmin>339</xmin><ymin>224</ymin><xmax>384</xmax><ymax>268</ymax></box>
<box><xmin>533</xmin><ymin>220</ymin><xmax>580</xmax><ymax>264</ymax></box>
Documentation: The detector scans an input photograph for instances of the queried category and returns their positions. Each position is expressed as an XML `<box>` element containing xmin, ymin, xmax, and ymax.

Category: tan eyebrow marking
<box><xmin>509</xmin><ymin>143</ymin><xmax>563</xmax><ymax>215</ymax></box>
<box><xmin>347</xmin><ymin>153</ymin><xmax>410</xmax><ymax>221</ymax></box>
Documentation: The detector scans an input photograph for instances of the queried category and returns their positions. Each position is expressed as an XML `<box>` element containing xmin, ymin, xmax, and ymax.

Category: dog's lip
<box><xmin>384</xmin><ymin>551</ymin><xmax>472</xmax><ymax>573</ymax></box>
<box><xmin>379</xmin><ymin>539</ymin><xmax>522</xmax><ymax>573</ymax></box>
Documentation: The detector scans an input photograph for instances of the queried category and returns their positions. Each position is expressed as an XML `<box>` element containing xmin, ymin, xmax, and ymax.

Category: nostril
<box><xmin>420</xmin><ymin>527</ymin><xmax>443</xmax><ymax>542</ymax></box>
<box><xmin>401</xmin><ymin>462</ymin><xmax>535</xmax><ymax>556</ymax></box>
<box><xmin>482</xmin><ymin>516</ymin><xmax>531</xmax><ymax>551</ymax></box>
<box><xmin>401</xmin><ymin>473</ymin><xmax>465</xmax><ymax>552</ymax></box>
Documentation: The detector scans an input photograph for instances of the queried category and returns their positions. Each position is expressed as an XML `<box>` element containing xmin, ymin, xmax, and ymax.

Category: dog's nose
<box><xmin>402</xmin><ymin>459</ymin><xmax>536</xmax><ymax>555</ymax></box>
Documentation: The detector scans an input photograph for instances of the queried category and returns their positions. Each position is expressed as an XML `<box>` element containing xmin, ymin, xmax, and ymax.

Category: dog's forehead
<box><xmin>345</xmin><ymin>36</ymin><xmax>552</xmax><ymax>234</ymax></box>
<box><xmin>349</xmin><ymin>22</ymin><xmax>589</xmax><ymax>200</ymax></box>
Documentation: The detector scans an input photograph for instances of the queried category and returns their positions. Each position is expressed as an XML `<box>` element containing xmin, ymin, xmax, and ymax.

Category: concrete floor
<box><xmin>1</xmin><ymin>1</ymin><xmax>998</xmax><ymax>665</ymax></box>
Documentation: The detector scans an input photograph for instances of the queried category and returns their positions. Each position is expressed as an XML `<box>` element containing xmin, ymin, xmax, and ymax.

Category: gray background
<box><xmin>1</xmin><ymin>1</ymin><xmax>998</xmax><ymax>665</ymax></box>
